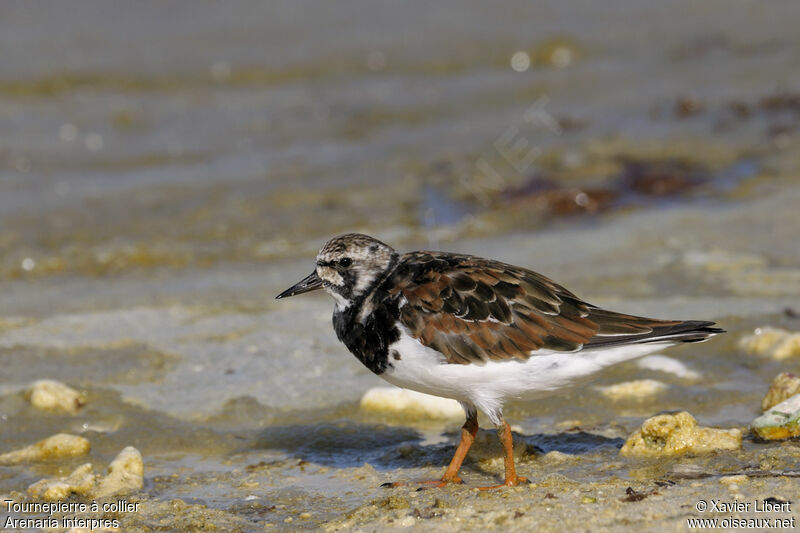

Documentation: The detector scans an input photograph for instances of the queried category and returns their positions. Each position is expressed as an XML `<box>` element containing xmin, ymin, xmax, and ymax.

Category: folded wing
<box><xmin>388</xmin><ymin>252</ymin><xmax>721</xmax><ymax>365</ymax></box>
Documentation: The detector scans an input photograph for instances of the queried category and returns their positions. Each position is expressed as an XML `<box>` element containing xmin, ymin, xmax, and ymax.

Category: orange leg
<box><xmin>476</xmin><ymin>419</ymin><xmax>530</xmax><ymax>490</ymax></box>
<box><xmin>383</xmin><ymin>411</ymin><xmax>478</xmax><ymax>488</ymax></box>
<box><xmin>440</xmin><ymin>411</ymin><xmax>479</xmax><ymax>483</ymax></box>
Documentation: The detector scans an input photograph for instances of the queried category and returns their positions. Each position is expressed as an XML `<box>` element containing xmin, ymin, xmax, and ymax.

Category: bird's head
<box><xmin>275</xmin><ymin>233</ymin><xmax>397</xmax><ymax>308</ymax></box>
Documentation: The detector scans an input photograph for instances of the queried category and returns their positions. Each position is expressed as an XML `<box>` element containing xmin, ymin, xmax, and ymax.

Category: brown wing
<box><xmin>388</xmin><ymin>251</ymin><xmax>691</xmax><ymax>365</ymax></box>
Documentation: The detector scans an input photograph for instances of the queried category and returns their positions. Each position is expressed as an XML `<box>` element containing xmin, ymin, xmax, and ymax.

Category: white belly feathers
<box><xmin>380</xmin><ymin>327</ymin><xmax>672</xmax><ymax>425</ymax></box>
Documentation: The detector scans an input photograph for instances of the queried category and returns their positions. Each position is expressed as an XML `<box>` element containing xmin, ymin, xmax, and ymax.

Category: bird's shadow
<box><xmin>530</xmin><ymin>430</ymin><xmax>625</xmax><ymax>455</ymax></box>
<box><xmin>248</xmin><ymin>421</ymin><xmax>623</xmax><ymax>471</ymax></box>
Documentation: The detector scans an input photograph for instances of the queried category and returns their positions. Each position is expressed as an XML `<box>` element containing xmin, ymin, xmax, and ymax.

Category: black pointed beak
<box><xmin>275</xmin><ymin>270</ymin><xmax>324</xmax><ymax>299</ymax></box>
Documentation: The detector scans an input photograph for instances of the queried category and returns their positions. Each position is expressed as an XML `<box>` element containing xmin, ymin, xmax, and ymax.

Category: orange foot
<box><xmin>381</xmin><ymin>477</ymin><xmax>464</xmax><ymax>489</ymax></box>
<box><xmin>476</xmin><ymin>476</ymin><xmax>531</xmax><ymax>491</ymax></box>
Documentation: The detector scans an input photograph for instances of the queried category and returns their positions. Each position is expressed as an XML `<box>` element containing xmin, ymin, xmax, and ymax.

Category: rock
<box><xmin>27</xmin><ymin>463</ymin><xmax>96</xmax><ymax>501</ymax></box>
<box><xmin>774</xmin><ymin>336</ymin><xmax>800</xmax><ymax>360</ymax></box>
<box><xmin>25</xmin><ymin>446</ymin><xmax>144</xmax><ymax>502</ymax></box>
<box><xmin>541</xmin><ymin>450</ymin><xmax>577</xmax><ymax>464</ymax></box>
<box><xmin>620</xmin><ymin>411</ymin><xmax>742</xmax><ymax>457</ymax></box>
<box><xmin>597</xmin><ymin>379</ymin><xmax>668</xmax><ymax>400</ymax></box>
<box><xmin>739</xmin><ymin>327</ymin><xmax>800</xmax><ymax>360</ymax></box>
<box><xmin>761</xmin><ymin>372</ymin><xmax>800</xmax><ymax>411</ymax></box>
<box><xmin>740</xmin><ymin>327</ymin><xmax>787</xmax><ymax>354</ymax></box>
<box><xmin>25</xmin><ymin>379</ymin><xmax>86</xmax><ymax>414</ymax></box>
<box><xmin>93</xmin><ymin>446</ymin><xmax>144</xmax><ymax>497</ymax></box>
<box><xmin>0</xmin><ymin>433</ymin><xmax>90</xmax><ymax>465</ymax></box>
<box><xmin>636</xmin><ymin>355</ymin><xmax>702</xmax><ymax>380</ymax></box>
<box><xmin>752</xmin><ymin>394</ymin><xmax>800</xmax><ymax>440</ymax></box>
<box><xmin>359</xmin><ymin>387</ymin><xmax>464</xmax><ymax>420</ymax></box>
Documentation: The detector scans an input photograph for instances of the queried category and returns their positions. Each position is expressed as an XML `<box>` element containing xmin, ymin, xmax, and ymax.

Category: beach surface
<box><xmin>1</xmin><ymin>1</ymin><xmax>800</xmax><ymax>530</ymax></box>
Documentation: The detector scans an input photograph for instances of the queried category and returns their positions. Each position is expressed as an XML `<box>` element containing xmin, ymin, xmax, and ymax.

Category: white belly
<box><xmin>381</xmin><ymin>328</ymin><xmax>673</xmax><ymax>424</ymax></box>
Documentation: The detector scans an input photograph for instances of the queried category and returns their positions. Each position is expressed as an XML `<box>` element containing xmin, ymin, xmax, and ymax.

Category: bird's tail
<box><xmin>585</xmin><ymin>319</ymin><xmax>724</xmax><ymax>348</ymax></box>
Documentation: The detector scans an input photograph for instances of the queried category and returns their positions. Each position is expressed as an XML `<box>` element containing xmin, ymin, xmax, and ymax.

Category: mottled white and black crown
<box><xmin>276</xmin><ymin>233</ymin><xmax>398</xmax><ymax>307</ymax></box>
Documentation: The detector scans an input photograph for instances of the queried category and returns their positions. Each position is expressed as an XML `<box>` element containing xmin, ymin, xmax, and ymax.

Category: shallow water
<box><xmin>2</xmin><ymin>1</ymin><xmax>800</xmax><ymax>531</ymax></box>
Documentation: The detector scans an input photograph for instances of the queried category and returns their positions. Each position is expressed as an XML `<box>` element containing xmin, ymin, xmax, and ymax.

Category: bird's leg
<box><xmin>497</xmin><ymin>419</ymin><xmax>528</xmax><ymax>486</ymax></box>
<box><xmin>382</xmin><ymin>410</ymin><xmax>478</xmax><ymax>488</ymax></box>
<box><xmin>476</xmin><ymin>418</ymin><xmax>530</xmax><ymax>490</ymax></box>
<box><xmin>439</xmin><ymin>410</ymin><xmax>479</xmax><ymax>484</ymax></box>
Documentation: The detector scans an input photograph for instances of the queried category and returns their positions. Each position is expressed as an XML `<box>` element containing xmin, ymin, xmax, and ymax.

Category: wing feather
<box><xmin>386</xmin><ymin>251</ymin><xmax>718</xmax><ymax>365</ymax></box>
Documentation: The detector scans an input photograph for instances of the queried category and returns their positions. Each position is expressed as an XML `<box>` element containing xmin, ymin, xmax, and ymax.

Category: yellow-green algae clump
<box><xmin>620</xmin><ymin>411</ymin><xmax>741</xmax><ymax>457</ymax></box>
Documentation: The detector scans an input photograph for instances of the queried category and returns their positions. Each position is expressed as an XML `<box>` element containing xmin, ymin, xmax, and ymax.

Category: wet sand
<box><xmin>2</xmin><ymin>1</ymin><xmax>800</xmax><ymax>531</ymax></box>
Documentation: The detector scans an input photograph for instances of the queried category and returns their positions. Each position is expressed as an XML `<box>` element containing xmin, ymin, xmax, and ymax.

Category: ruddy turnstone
<box><xmin>276</xmin><ymin>233</ymin><xmax>723</xmax><ymax>489</ymax></box>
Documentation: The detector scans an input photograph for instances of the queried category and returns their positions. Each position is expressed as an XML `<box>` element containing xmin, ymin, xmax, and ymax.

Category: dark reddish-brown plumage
<box><xmin>386</xmin><ymin>251</ymin><xmax>721</xmax><ymax>365</ymax></box>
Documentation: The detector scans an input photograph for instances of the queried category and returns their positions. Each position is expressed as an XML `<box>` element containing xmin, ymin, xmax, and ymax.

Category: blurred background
<box><xmin>2</xmin><ymin>1</ymin><xmax>799</xmax><ymax>290</ymax></box>
<box><xmin>1</xmin><ymin>1</ymin><xmax>799</xmax><ymax>529</ymax></box>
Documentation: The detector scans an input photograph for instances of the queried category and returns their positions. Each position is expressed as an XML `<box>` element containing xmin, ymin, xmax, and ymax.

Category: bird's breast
<box><xmin>332</xmin><ymin>300</ymin><xmax>400</xmax><ymax>375</ymax></box>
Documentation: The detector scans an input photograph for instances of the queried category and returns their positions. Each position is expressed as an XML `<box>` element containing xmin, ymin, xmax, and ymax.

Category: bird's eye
<box><xmin>338</xmin><ymin>257</ymin><xmax>352</xmax><ymax>267</ymax></box>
